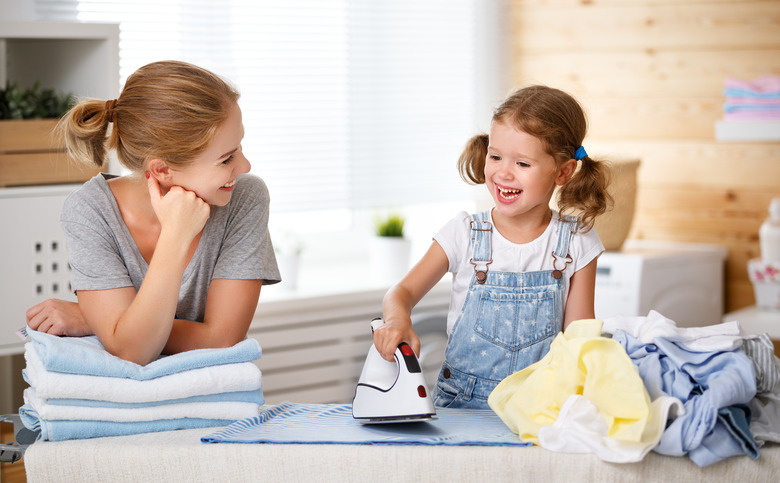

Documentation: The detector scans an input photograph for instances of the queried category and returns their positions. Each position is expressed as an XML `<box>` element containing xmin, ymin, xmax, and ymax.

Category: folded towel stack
<box><xmin>723</xmin><ymin>76</ymin><xmax>780</xmax><ymax>121</ymax></box>
<box><xmin>19</xmin><ymin>328</ymin><xmax>264</xmax><ymax>441</ymax></box>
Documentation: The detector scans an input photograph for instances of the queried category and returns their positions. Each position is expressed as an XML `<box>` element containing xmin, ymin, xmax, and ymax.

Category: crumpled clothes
<box><xmin>488</xmin><ymin>319</ymin><xmax>679</xmax><ymax>462</ymax></box>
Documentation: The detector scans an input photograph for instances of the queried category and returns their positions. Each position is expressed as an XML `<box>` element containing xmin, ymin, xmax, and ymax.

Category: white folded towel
<box><xmin>23</xmin><ymin>388</ymin><xmax>260</xmax><ymax>422</ymax></box>
<box><xmin>25</xmin><ymin>347</ymin><xmax>262</xmax><ymax>403</ymax></box>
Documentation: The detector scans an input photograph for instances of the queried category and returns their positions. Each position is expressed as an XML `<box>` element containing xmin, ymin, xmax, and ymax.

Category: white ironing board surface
<box><xmin>23</xmin><ymin>419</ymin><xmax>780</xmax><ymax>483</ymax></box>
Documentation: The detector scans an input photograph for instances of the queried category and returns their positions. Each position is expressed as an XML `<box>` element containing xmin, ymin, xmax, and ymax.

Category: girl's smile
<box><xmin>495</xmin><ymin>183</ymin><xmax>522</xmax><ymax>203</ymax></box>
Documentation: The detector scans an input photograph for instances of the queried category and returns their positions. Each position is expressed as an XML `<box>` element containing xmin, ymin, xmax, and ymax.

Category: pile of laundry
<box><xmin>19</xmin><ymin>328</ymin><xmax>264</xmax><ymax>441</ymax></box>
<box><xmin>489</xmin><ymin>312</ymin><xmax>780</xmax><ymax>467</ymax></box>
<box><xmin>723</xmin><ymin>75</ymin><xmax>780</xmax><ymax>121</ymax></box>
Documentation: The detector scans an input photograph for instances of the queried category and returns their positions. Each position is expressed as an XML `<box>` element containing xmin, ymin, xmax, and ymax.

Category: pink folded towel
<box><xmin>725</xmin><ymin>76</ymin><xmax>780</xmax><ymax>94</ymax></box>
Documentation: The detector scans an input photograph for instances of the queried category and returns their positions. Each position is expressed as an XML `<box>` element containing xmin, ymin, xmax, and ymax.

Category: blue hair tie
<box><xmin>574</xmin><ymin>146</ymin><xmax>588</xmax><ymax>161</ymax></box>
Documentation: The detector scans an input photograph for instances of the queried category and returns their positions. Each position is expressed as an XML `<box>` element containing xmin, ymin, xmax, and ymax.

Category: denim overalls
<box><xmin>433</xmin><ymin>210</ymin><xmax>580</xmax><ymax>409</ymax></box>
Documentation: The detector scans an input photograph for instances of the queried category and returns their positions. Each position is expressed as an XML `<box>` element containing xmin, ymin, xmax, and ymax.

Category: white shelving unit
<box><xmin>0</xmin><ymin>21</ymin><xmax>119</xmax><ymax>100</ymax></box>
<box><xmin>0</xmin><ymin>21</ymin><xmax>119</xmax><ymax>353</ymax></box>
<box><xmin>715</xmin><ymin>120</ymin><xmax>780</xmax><ymax>142</ymax></box>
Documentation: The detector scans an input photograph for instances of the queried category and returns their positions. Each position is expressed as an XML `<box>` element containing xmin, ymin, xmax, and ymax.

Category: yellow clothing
<box><xmin>488</xmin><ymin>319</ymin><xmax>653</xmax><ymax>444</ymax></box>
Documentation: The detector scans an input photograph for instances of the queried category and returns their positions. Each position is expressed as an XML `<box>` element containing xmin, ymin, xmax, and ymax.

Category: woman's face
<box><xmin>167</xmin><ymin>102</ymin><xmax>251</xmax><ymax>206</ymax></box>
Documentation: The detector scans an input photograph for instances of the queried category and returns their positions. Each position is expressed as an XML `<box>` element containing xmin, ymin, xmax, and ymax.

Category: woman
<box><xmin>26</xmin><ymin>60</ymin><xmax>280</xmax><ymax>365</ymax></box>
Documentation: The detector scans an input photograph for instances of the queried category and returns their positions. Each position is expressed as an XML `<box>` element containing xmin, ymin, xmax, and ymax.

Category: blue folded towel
<box><xmin>25</xmin><ymin>327</ymin><xmax>261</xmax><ymax>379</ymax></box>
<box><xmin>724</xmin><ymin>88</ymin><xmax>780</xmax><ymax>99</ymax></box>
<box><xmin>19</xmin><ymin>404</ymin><xmax>230</xmax><ymax>441</ymax></box>
<box><xmin>724</xmin><ymin>103</ymin><xmax>780</xmax><ymax>112</ymax></box>
<box><xmin>201</xmin><ymin>402</ymin><xmax>530</xmax><ymax>446</ymax></box>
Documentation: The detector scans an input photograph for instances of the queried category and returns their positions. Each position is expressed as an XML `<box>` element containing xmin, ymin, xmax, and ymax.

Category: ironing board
<box><xmin>23</xmin><ymin>416</ymin><xmax>780</xmax><ymax>482</ymax></box>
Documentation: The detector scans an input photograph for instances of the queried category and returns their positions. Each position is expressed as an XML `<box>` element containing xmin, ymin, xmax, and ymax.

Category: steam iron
<box><xmin>352</xmin><ymin>317</ymin><xmax>437</xmax><ymax>424</ymax></box>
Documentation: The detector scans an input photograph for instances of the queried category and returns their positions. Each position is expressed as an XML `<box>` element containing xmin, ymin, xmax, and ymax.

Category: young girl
<box><xmin>373</xmin><ymin>85</ymin><xmax>611</xmax><ymax>409</ymax></box>
<box><xmin>25</xmin><ymin>60</ymin><xmax>280</xmax><ymax>365</ymax></box>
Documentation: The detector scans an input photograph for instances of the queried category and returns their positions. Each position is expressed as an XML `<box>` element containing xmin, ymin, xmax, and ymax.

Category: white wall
<box><xmin>0</xmin><ymin>0</ymin><xmax>36</xmax><ymax>21</ymax></box>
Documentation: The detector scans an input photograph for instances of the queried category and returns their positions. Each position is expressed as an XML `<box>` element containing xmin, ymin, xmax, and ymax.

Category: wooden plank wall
<box><xmin>508</xmin><ymin>0</ymin><xmax>780</xmax><ymax>312</ymax></box>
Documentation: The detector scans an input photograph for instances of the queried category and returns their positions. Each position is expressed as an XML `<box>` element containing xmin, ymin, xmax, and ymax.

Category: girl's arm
<box><xmin>563</xmin><ymin>257</ymin><xmax>598</xmax><ymax>330</ymax></box>
<box><xmin>374</xmin><ymin>240</ymin><xmax>449</xmax><ymax>361</ymax></box>
<box><xmin>163</xmin><ymin>278</ymin><xmax>263</xmax><ymax>354</ymax></box>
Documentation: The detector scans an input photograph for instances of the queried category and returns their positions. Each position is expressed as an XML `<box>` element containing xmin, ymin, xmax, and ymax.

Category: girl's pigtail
<box><xmin>457</xmin><ymin>133</ymin><xmax>489</xmax><ymax>184</ymax></box>
<box><xmin>557</xmin><ymin>155</ymin><xmax>613</xmax><ymax>230</ymax></box>
<box><xmin>55</xmin><ymin>99</ymin><xmax>111</xmax><ymax>169</ymax></box>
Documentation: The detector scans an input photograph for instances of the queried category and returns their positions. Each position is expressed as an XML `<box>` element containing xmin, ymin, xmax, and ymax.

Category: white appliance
<box><xmin>595</xmin><ymin>240</ymin><xmax>728</xmax><ymax>327</ymax></box>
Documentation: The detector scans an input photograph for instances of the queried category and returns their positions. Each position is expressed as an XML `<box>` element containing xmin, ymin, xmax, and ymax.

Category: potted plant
<box><xmin>0</xmin><ymin>81</ymin><xmax>99</xmax><ymax>187</ymax></box>
<box><xmin>370</xmin><ymin>212</ymin><xmax>412</xmax><ymax>284</ymax></box>
<box><xmin>0</xmin><ymin>81</ymin><xmax>74</xmax><ymax>120</ymax></box>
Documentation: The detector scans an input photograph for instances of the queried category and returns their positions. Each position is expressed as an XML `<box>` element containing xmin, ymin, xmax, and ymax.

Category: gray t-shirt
<box><xmin>60</xmin><ymin>173</ymin><xmax>280</xmax><ymax>322</ymax></box>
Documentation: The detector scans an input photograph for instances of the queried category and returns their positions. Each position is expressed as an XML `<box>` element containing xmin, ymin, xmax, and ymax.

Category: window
<box><xmin>35</xmin><ymin>0</ymin><xmax>509</xmax><ymax>235</ymax></box>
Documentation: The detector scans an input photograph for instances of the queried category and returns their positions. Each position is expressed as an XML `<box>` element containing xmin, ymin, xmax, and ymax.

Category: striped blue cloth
<box><xmin>201</xmin><ymin>402</ymin><xmax>529</xmax><ymax>446</ymax></box>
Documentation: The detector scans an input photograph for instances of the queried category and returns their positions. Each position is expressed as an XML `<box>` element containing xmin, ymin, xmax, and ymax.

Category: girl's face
<box><xmin>484</xmin><ymin>120</ymin><xmax>568</xmax><ymax>222</ymax></box>
<box><xmin>167</xmin><ymin>102</ymin><xmax>251</xmax><ymax>206</ymax></box>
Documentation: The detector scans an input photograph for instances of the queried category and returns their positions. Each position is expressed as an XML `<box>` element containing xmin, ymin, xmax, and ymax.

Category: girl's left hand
<box><xmin>26</xmin><ymin>299</ymin><xmax>92</xmax><ymax>337</ymax></box>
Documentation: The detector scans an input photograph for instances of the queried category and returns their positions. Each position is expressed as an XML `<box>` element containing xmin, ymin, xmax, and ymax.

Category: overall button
<box><xmin>443</xmin><ymin>368</ymin><xmax>451</xmax><ymax>379</ymax></box>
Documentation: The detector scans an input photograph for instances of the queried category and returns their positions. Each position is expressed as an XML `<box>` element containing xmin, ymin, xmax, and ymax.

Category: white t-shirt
<box><xmin>434</xmin><ymin>210</ymin><xmax>604</xmax><ymax>333</ymax></box>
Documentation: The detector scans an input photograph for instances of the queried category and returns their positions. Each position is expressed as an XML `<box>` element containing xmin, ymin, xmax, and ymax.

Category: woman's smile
<box><xmin>220</xmin><ymin>179</ymin><xmax>237</xmax><ymax>191</ymax></box>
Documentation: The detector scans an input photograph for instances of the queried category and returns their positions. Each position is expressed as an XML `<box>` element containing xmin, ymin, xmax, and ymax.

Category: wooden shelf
<box><xmin>715</xmin><ymin>120</ymin><xmax>780</xmax><ymax>142</ymax></box>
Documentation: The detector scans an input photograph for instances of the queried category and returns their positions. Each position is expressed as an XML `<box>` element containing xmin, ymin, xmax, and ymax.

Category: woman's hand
<box><xmin>26</xmin><ymin>299</ymin><xmax>92</xmax><ymax>337</ymax></box>
<box><xmin>147</xmin><ymin>173</ymin><xmax>211</xmax><ymax>242</ymax></box>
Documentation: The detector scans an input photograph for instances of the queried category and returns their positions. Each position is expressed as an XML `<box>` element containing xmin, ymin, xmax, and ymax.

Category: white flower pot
<box><xmin>369</xmin><ymin>236</ymin><xmax>411</xmax><ymax>285</ymax></box>
<box><xmin>275</xmin><ymin>252</ymin><xmax>301</xmax><ymax>290</ymax></box>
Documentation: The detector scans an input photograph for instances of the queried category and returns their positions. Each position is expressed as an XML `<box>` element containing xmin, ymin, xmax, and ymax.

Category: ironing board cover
<box><xmin>201</xmin><ymin>402</ymin><xmax>529</xmax><ymax>446</ymax></box>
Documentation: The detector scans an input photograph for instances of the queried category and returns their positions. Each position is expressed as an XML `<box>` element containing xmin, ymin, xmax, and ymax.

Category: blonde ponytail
<box><xmin>56</xmin><ymin>98</ymin><xmax>111</xmax><ymax>169</ymax></box>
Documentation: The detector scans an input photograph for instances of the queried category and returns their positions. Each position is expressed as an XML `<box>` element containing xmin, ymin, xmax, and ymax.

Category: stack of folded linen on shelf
<box><xmin>19</xmin><ymin>328</ymin><xmax>263</xmax><ymax>441</ymax></box>
<box><xmin>723</xmin><ymin>76</ymin><xmax>780</xmax><ymax>121</ymax></box>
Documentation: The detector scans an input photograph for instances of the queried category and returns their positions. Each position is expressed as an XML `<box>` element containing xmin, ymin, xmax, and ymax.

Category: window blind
<box><xmin>34</xmin><ymin>0</ymin><xmax>492</xmax><ymax>215</ymax></box>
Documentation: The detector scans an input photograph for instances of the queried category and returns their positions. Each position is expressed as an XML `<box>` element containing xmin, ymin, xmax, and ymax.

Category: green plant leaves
<box><xmin>0</xmin><ymin>81</ymin><xmax>74</xmax><ymax>119</ymax></box>
<box><xmin>374</xmin><ymin>212</ymin><xmax>405</xmax><ymax>237</ymax></box>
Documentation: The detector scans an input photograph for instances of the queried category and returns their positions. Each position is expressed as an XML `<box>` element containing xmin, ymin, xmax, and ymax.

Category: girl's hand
<box><xmin>147</xmin><ymin>173</ymin><xmax>211</xmax><ymax>242</ymax></box>
<box><xmin>26</xmin><ymin>299</ymin><xmax>92</xmax><ymax>337</ymax></box>
<box><xmin>373</xmin><ymin>319</ymin><xmax>420</xmax><ymax>362</ymax></box>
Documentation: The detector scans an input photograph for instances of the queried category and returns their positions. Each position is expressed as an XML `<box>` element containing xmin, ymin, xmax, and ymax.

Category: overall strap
<box><xmin>551</xmin><ymin>214</ymin><xmax>580</xmax><ymax>279</ymax></box>
<box><xmin>470</xmin><ymin>210</ymin><xmax>492</xmax><ymax>263</ymax></box>
<box><xmin>469</xmin><ymin>211</ymin><xmax>493</xmax><ymax>283</ymax></box>
<box><xmin>554</xmin><ymin>214</ymin><xmax>580</xmax><ymax>258</ymax></box>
